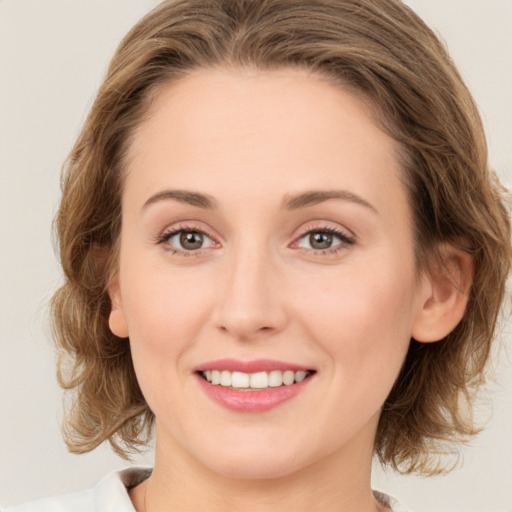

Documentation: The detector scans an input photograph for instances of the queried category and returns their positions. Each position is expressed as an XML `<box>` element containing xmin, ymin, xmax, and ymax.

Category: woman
<box><xmin>3</xmin><ymin>0</ymin><xmax>510</xmax><ymax>511</ymax></box>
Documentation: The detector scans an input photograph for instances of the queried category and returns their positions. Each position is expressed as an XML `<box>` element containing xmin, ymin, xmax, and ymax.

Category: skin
<box><xmin>108</xmin><ymin>68</ymin><xmax>470</xmax><ymax>512</ymax></box>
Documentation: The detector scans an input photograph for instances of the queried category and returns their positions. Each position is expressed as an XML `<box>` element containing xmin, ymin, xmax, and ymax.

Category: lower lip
<box><xmin>196</xmin><ymin>375</ymin><xmax>312</xmax><ymax>412</ymax></box>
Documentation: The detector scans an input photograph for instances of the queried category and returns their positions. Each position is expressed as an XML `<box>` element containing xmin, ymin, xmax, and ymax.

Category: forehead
<box><xmin>125</xmin><ymin>67</ymin><xmax>408</xmax><ymax>220</ymax></box>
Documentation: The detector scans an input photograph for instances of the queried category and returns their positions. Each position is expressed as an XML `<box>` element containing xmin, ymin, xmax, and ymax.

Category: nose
<box><xmin>213</xmin><ymin>242</ymin><xmax>288</xmax><ymax>341</ymax></box>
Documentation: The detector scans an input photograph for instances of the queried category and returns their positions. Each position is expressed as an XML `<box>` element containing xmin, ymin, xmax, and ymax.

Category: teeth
<box><xmin>295</xmin><ymin>371</ymin><xmax>307</xmax><ymax>383</ymax></box>
<box><xmin>211</xmin><ymin>370</ymin><xmax>221</xmax><ymax>385</ymax></box>
<box><xmin>231</xmin><ymin>371</ymin><xmax>250</xmax><ymax>388</ymax></box>
<box><xmin>220</xmin><ymin>370</ymin><xmax>231</xmax><ymax>387</ymax></box>
<box><xmin>268</xmin><ymin>370</ymin><xmax>283</xmax><ymax>387</ymax></box>
<box><xmin>250</xmin><ymin>371</ymin><xmax>268</xmax><ymax>389</ymax></box>
<box><xmin>201</xmin><ymin>369</ymin><xmax>311</xmax><ymax>389</ymax></box>
<box><xmin>282</xmin><ymin>370</ymin><xmax>295</xmax><ymax>386</ymax></box>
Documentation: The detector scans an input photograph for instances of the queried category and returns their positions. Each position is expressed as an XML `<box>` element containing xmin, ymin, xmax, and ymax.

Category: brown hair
<box><xmin>51</xmin><ymin>0</ymin><xmax>511</xmax><ymax>473</ymax></box>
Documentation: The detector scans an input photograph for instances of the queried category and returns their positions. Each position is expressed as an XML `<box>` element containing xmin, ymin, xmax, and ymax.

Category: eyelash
<box><xmin>155</xmin><ymin>223</ymin><xmax>217</xmax><ymax>257</ymax></box>
<box><xmin>155</xmin><ymin>223</ymin><xmax>356</xmax><ymax>257</ymax></box>
<box><xmin>293</xmin><ymin>225</ymin><xmax>356</xmax><ymax>255</ymax></box>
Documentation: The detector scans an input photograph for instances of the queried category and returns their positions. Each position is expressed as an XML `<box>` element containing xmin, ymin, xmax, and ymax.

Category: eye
<box><xmin>294</xmin><ymin>227</ymin><xmax>355</xmax><ymax>253</ymax></box>
<box><xmin>157</xmin><ymin>226</ymin><xmax>217</xmax><ymax>254</ymax></box>
<box><xmin>173</xmin><ymin>230</ymin><xmax>206</xmax><ymax>250</ymax></box>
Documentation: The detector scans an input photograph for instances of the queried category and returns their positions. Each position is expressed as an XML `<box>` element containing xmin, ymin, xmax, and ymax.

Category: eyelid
<box><xmin>294</xmin><ymin>220</ymin><xmax>355</xmax><ymax>240</ymax></box>
<box><xmin>290</xmin><ymin>222</ymin><xmax>356</xmax><ymax>255</ymax></box>
<box><xmin>155</xmin><ymin>222</ymin><xmax>220</xmax><ymax>256</ymax></box>
<box><xmin>154</xmin><ymin>220</ymin><xmax>356</xmax><ymax>257</ymax></box>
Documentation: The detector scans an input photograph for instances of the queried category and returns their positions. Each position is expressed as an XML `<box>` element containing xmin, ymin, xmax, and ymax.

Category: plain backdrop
<box><xmin>1</xmin><ymin>1</ymin><xmax>511</xmax><ymax>511</ymax></box>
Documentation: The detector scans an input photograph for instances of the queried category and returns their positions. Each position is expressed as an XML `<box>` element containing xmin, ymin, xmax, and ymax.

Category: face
<box><xmin>109</xmin><ymin>68</ymin><xmax>430</xmax><ymax>479</ymax></box>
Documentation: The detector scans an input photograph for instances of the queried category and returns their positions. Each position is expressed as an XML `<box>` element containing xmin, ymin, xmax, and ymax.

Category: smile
<box><xmin>199</xmin><ymin>369</ymin><xmax>313</xmax><ymax>389</ymax></box>
<box><xmin>195</xmin><ymin>359</ymin><xmax>316</xmax><ymax>412</ymax></box>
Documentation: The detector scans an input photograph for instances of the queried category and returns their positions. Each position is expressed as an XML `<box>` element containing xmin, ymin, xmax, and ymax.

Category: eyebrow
<box><xmin>142</xmin><ymin>189</ymin><xmax>217</xmax><ymax>210</ymax></box>
<box><xmin>142</xmin><ymin>188</ymin><xmax>377</xmax><ymax>213</ymax></box>
<box><xmin>283</xmin><ymin>190</ymin><xmax>377</xmax><ymax>213</ymax></box>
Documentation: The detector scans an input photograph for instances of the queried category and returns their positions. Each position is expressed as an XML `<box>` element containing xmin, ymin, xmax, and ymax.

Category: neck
<box><xmin>131</xmin><ymin>420</ymin><xmax>383</xmax><ymax>512</ymax></box>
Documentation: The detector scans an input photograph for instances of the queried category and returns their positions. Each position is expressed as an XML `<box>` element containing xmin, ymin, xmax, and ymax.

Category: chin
<box><xmin>189</xmin><ymin>436</ymin><xmax>312</xmax><ymax>480</ymax></box>
<box><xmin>206</xmin><ymin>453</ymin><xmax>306</xmax><ymax>480</ymax></box>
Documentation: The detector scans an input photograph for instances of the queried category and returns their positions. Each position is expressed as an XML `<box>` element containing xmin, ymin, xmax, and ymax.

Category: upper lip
<box><xmin>195</xmin><ymin>358</ymin><xmax>313</xmax><ymax>373</ymax></box>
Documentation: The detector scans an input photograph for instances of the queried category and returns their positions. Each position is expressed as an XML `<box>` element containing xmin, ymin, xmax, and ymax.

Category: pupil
<box><xmin>180</xmin><ymin>231</ymin><xmax>203</xmax><ymax>250</ymax></box>
<box><xmin>310</xmin><ymin>232</ymin><xmax>332</xmax><ymax>249</ymax></box>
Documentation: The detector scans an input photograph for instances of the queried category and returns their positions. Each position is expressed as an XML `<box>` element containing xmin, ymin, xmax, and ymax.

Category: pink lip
<box><xmin>196</xmin><ymin>376</ymin><xmax>312</xmax><ymax>412</ymax></box>
<box><xmin>194</xmin><ymin>359</ymin><xmax>315</xmax><ymax>413</ymax></box>
<box><xmin>195</xmin><ymin>358</ymin><xmax>311</xmax><ymax>373</ymax></box>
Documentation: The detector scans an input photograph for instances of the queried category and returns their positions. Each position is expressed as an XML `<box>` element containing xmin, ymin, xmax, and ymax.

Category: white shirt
<box><xmin>2</xmin><ymin>468</ymin><xmax>412</xmax><ymax>511</ymax></box>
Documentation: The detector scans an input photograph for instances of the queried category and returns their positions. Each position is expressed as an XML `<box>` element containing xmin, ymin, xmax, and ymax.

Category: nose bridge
<box><xmin>214</xmin><ymin>236</ymin><xmax>286</xmax><ymax>339</ymax></box>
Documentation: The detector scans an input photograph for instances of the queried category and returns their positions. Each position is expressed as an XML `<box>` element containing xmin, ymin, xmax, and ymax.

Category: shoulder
<box><xmin>2</xmin><ymin>487</ymin><xmax>93</xmax><ymax>512</ymax></box>
<box><xmin>2</xmin><ymin>467</ymin><xmax>152</xmax><ymax>512</ymax></box>
<box><xmin>373</xmin><ymin>490</ymin><xmax>415</xmax><ymax>512</ymax></box>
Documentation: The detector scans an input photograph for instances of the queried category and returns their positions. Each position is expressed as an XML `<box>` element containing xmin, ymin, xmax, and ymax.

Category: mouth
<box><xmin>194</xmin><ymin>359</ymin><xmax>316</xmax><ymax>412</ymax></box>
<box><xmin>197</xmin><ymin>369</ymin><xmax>315</xmax><ymax>390</ymax></box>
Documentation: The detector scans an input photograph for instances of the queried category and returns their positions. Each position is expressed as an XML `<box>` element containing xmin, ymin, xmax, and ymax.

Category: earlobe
<box><xmin>108</xmin><ymin>273</ymin><xmax>129</xmax><ymax>338</ymax></box>
<box><xmin>411</xmin><ymin>245</ymin><xmax>472</xmax><ymax>343</ymax></box>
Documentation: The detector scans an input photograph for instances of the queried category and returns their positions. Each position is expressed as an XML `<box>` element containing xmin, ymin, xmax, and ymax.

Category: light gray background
<box><xmin>1</xmin><ymin>1</ymin><xmax>511</xmax><ymax>510</ymax></box>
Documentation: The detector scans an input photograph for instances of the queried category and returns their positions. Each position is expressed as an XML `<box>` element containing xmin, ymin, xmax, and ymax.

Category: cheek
<box><xmin>120</xmin><ymin>269</ymin><xmax>217</xmax><ymax>422</ymax></box>
<box><xmin>120</xmin><ymin>266</ymin><xmax>216</xmax><ymax>371</ymax></box>
<box><xmin>296</xmin><ymin>258</ymin><xmax>417</xmax><ymax>377</ymax></box>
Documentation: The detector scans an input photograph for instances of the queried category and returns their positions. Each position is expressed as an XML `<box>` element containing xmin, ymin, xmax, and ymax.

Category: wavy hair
<box><xmin>51</xmin><ymin>0</ymin><xmax>511</xmax><ymax>473</ymax></box>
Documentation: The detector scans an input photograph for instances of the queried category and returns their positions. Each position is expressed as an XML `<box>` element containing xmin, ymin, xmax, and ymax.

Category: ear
<box><xmin>107</xmin><ymin>271</ymin><xmax>129</xmax><ymax>339</ymax></box>
<box><xmin>411</xmin><ymin>245</ymin><xmax>472</xmax><ymax>343</ymax></box>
